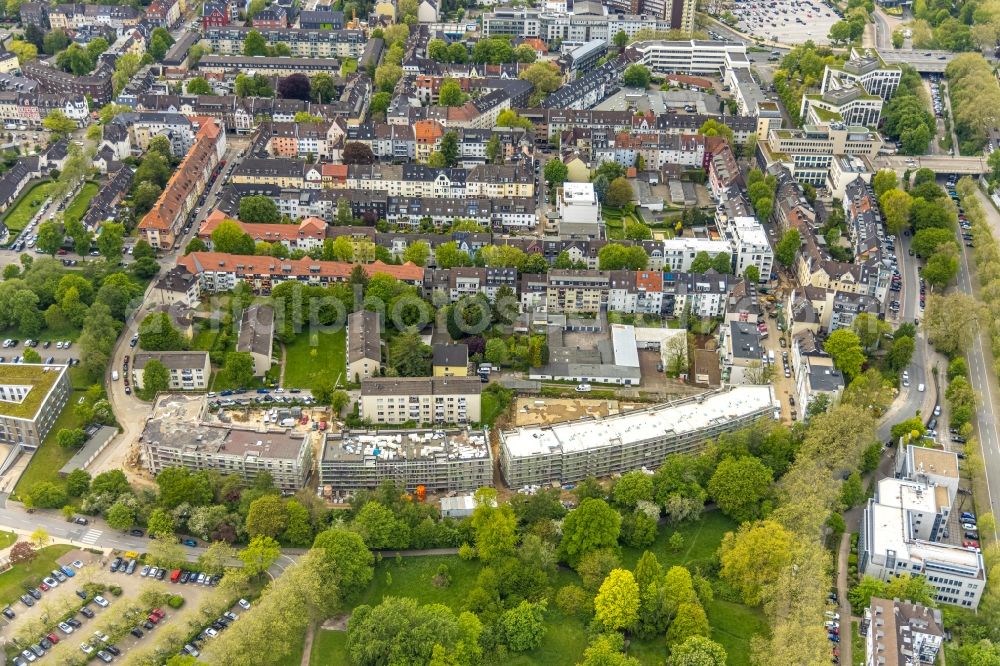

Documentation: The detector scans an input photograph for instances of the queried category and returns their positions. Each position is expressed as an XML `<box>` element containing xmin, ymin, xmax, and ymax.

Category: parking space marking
<box><xmin>80</xmin><ymin>529</ymin><xmax>102</xmax><ymax>545</ymax></box>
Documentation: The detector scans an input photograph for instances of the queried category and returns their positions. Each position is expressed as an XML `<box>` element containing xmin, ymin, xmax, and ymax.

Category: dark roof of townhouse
<box><xmin>432</xmin><ymin>344</ymin><xmax>468</xmax><ymax>368</ymax></box>
<box><xmin>238</xmin><ymin>304</ymin><xmax>274</xmax><ymax>357</ymax></box>
<box><xmin>347</xmin><ymin>310</ymin><xmax>381</xmax><ymax>364</ymax></box>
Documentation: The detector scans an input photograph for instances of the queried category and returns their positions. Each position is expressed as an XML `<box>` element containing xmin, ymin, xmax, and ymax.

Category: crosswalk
<box><xmin>80</xmin><ymin>529</ymin><xmax>102</xmax><ymax>545</ymax></box>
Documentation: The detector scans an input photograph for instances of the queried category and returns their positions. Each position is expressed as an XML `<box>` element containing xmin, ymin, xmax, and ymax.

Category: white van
<box><xmin>111</xmin><ymin>370</ymin><xmax>119</xmax><ymax>381</ymax></box>
<box><xmin>918</xmin><ymin>383</ymin><xmax>926</xmax><ymax>392</ymax></box>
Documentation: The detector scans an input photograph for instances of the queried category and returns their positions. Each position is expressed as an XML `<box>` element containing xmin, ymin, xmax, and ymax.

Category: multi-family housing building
<box><xmin>319</xmin><ymin>428</ymin><xmax>491</xmax><ymax>494</ymax></box>
<box><xmin>499</xmin><ymin>386</ymin><xmax>774</xmax><ymax>486</ymax></box>
<box><xmin>197</xmin><ymin>211</ymin><xmax>327</xmax><ymax>253</ymax></box>
<box><xmin>860</xmin><ymin>445</ymin><xmax>985</xmax><ymax>609</ymax></box>
<box><xmin>177</xmin><ymin>252</ymin><xmax>425</xmax><ymax>294</ymax></box>
<box><xmin>790</xmin><ymin>330</ymin><xmax>844</xmax><ymax>419</ymax></box>
<box><xmin>141</xmin><ymin>418</ymin><xmax>311</xmax><ymax>491</ymax></box>
<box><xmin>865</xmin><ymin>597</ymin><xmax>944</xmax><ymax>666</ymax></box>
<box><xmin>231</xmin><ymin>160</ymin><xmax>536</xmax><ymax>199</ymax></box>
<box><xmin>201</xmin><ymin>0</ymin><xmax>230</xmax><ymax>28</ymax></box>
<box><xmin>48</xmin><ymin>3</ymin><xmax>139</xmax><ymax>29</ymax></box>
<box><xmin>132</xmin><ymin>352</ymin><xmax>211</xmax><ymax>391</ymax></box>
<box><xmin>346</xmin><ymin>310</ymin><xmax>382</xmax><ymax>382</ymax></box>
<box><xmin>135</xmin><ymin>81</ymin><xmax>370</xmax><ymax>131</ymax></box>
<box><xmin>201</xmin><ymin>27</ymin><xmax>366</xmax><ymax>59</ymax></box>
<box><xmin>237</xmin><ymin>304</ymin><xmax>274</xmax><ymax>377</ymax></box>
<box><xmin>145</xmin><ymin>0</ymin><xmax>180</xmax><ymax>26</ymax></box>
<box><xmin>21</xmin><ymin>60</ymin><xmax>112</xmax><ymax>105</ymax></box>
<box><xmin>359</xmin><ymin>376</ymin><xmax>482</xmax><ymax>425</ymax></box>
<box><xmin>139</xmin><ymin>117</ymin><xmax>226</xmax><ymax>249</ymax></box>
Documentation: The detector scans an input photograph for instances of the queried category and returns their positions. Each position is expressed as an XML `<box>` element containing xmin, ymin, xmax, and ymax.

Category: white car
<box><xmin>963</xmin><ymin>523</ymin><xmax>978</xmax><ymax>531</ymax></box>
<box><xmin>93</xmin><ymin>631</ymin><xmax>110</xmax><ymax>643</ymax></box>
<box><xmin>42</xmin><ymin>577</ymin><xmax>58</xmax><ymax>588</ymax></box>
<box><xmin>238</xmin><ymin>598</ymin><xmax>251</xmax><ymax>610</ymax></box>
<box><xmin>71</xmin><ymin>560</ymin><xmax>84</xmax><ymax>569</ymax></box>
<box><xmin>575</xmin><ymin>383</ymin><xmax>591</xmax><ymax>393</ymax></box>
<box><xmin>80</xmin><ymin>643</ymin><xmax>94</xmax><ymax>655</ymax></box>
<box><xmin>58</xmin><ymin>622</ymin><xmax>74</xmax><ymax>634</ymax></box>
<box><xmin>93</xmin><ymin>595</ymin><xmax>109</xmax><ymax>608</ymax></box>
<box><xmin>205</xmin><ymin>628</ymin><xmax>219</xmax><ymax>638</ymax></box>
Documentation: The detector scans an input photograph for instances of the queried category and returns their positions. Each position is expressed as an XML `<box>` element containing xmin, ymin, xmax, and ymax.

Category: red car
<box><xmin>147</xmin><ymin>614</ymin><xmax>160</xmax><ymax>624</ymax></box>
<box><xmin>151</xmin><ymin>608</ymin><xmax>165</xmax><ymax>619</ymax></box>
<box><xmin>38</xmin><ymin>582</ymin><xmax>49</xmax><ymax>591</ymax></box>
<box><xmin>964</xmin><ymin>540</ymin><xmax>980</xmax><ymax>549</ymax></box>
<box><xmin>46</xmin><ymin>633</ymin><xmax>59</xmax><ymax>644</ymax></box>
<box><xmin>56</xmin><ymin>249</ymin><xmax>67</xmax><ymax>255</ymax></box>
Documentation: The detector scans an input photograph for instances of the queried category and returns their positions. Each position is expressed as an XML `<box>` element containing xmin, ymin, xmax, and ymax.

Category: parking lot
<box><xmin>729</xmin><ymin>0</ymin><xmax>841</xmax><ymax>44</ymax></box>
<box><xmin>0</xmin><ymin>338</ymin><xmax>82</xmax><ymax>366</ymax></box>
<box><xmin>2</xmin><ymin>547</ymin><xmax>248</xmax><ymax>665</ymax></box>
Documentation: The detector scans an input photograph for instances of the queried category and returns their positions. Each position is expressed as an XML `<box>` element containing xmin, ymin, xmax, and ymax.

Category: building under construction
<box><xmin>319</xmin><ymin>428</ymin><xmax>491</xmax><ymax>497</ymax></box>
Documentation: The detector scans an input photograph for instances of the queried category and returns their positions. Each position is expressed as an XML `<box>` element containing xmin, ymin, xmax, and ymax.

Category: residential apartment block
<box><xmin>319</xmin><ymin>428</ymin><xmax>490</xmax><ymax>494</ymax></box>
<box><xmin>201</xmin><ymin>27</ymin><xmax>366</xmax><ymax>59</ymax></box>
<box><xmin>347</xmin><ymin>310</ymin><xmax>381</xmax><ymax>382</ymax></box>
<box><xmin>177</xmin><ymin>252</ymin><xmax>425</xmax><ymax>294</ymax></box>
<box><xmin>141</xmin><ymin>418</ymin><xmax>311</xmax><ymax>491</ymax></box>
<box><xmin>237</xmin><ymin>304</ymin><xmax>274</xmax><ymax>377</ymax></box>
<box><xmin>139</xmin><ymin>117</ymin><xmax>226</xmax><ymax>249</ymax></box>
<box><xmin>132</xmin><ymin>352</ymin><xmax>211</xmax><ymax>391</ymax></box>
<box><xmin>359</xmin><ymin>377</ymin><xmax>482</xmax><ymax>425</ymax></box>
<box><xmin>22</xmin><ymin>60</ymin><xmax>112</xmax><ymax>105</ymax></box>
<box><xmin>499</xmin><ymin>386</ymin><xmax>774</xmax><ymax>486</ymax></box>
<box><xmin>865</xmin><ymin>597</ymin><xmax>944</xmax><ymax>666</ymax></box>
<box><xmin>197</xmin><ymin>211</ymin><xmax>327</xmax><ymax>253</ymax></box>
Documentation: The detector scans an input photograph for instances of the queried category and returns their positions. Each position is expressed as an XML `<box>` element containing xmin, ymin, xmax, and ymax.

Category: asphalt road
<box><xmin>877</xmin><ymin>232</ymin><xmax>937</xmax><ymax>441</ymax></box>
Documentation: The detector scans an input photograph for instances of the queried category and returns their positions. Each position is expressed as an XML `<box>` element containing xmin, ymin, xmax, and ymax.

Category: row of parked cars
<box><xmin>180</xmin><ymin>601</ymin><xmax>250</xmax><ymax>659</ymax></box>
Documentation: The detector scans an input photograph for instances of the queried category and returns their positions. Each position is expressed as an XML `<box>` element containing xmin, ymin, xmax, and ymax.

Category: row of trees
<box><xmin>946</xmin><ymin>53</ymin><xmax>1000</xmax><ymax>155</ymax></box>
<box><xmin>881</xmin><ymin>66</ymin><xmax>936</xmax><ymax>156</ymax></box>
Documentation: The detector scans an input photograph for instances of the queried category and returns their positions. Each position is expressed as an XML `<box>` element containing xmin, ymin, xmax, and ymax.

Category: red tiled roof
<box><xmin>198</xmin><ymin>213</ymin><xmax>327</xmax><ymax>243</ymax></box>
<box><xmin>139</xmin><ymin>118</ymin><xmax>221</xmax><ymax>236</ymax></box>
<box><xmin>177</xmin><ymin>252</ymin><xmax>425</xmax><ymax>283</ymax></box>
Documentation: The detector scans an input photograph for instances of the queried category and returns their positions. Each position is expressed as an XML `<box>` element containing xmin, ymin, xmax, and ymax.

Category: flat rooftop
<box><xmin>142</xmin><ymin>419</ymin><xmax>307</xmax><ymax>460</ymax></box>
<box><xmin>0</xmin><ymin>363</ymin><xmax>66</xmax><ymax>420</ymax></box>
<box><xmin>910</xmin><ymin>447</ymin><xmax>959</xmax><ymax>480</ymax></box>
<box><xmin>869</xmin><ymin>501</ymin><xmax>984</xmax><ymax>574</ymax></box>
<box><xmin>323</xmin><ymin>428</ymin><xmax>489</xmax><ymax>463</ymax></box>
<box><xmin>501</xmin><ymin>386</ymin><xmax>773</xmax><ymax>459</ymax></box>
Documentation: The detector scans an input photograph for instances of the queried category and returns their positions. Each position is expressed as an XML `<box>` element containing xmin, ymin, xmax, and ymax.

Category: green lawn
<box><xmin>480</xmin><ymin>391</ymin><xmax>504</xmax><ymax>426</ymax></box>
<box><xmin>311</xmin><ymin>628</ymin><xmax>348</xmax><ymax>665</ymax></box>
<box><xmin>283</xmin><ymin>329</ymin><xmax>346</xmax><ymax>390</ymax></box>
<box><xmin>0</xmin><ymin>544</ymin><xmax>75</xmax><ymax>607</ymax></box>
<box><xmin>1</xmin><ymin>180</ymin><xmax>53</xmax><ymax>235</ymax></box>
<box><xmin>621</xmin><ymin>510</ymin><xmax>738</xmax><ymax>570</ymax></box>
<box><xmin>63</xmin><ymin>181</ymin><xmax>99</xmax><ymax>225</ymax></box>
<box><xmin>14</xmin><ymin>388</ymin><xmax>87</xmax><ymax>495</ymax></box>
<box><xmin>336</xmin><ymin>513</ymin><xmax>761</xmax><ymax>666</ymax></box>
<box><xmin>0</xmin><ymin>530</ymin><xmax>15</xmax><ymax>550</ymax></box>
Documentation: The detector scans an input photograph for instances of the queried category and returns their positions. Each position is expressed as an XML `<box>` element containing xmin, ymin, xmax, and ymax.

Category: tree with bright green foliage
<box><xmin>708</xmin><ymin>456</ymin><xmax>773</xmax><ymax>523</ymax></box>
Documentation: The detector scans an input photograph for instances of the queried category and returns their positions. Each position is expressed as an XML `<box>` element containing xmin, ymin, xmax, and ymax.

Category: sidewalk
<box><xmin>836</xmin><ymin>531</ymin><xmax>853</xmax><ymax>666</ymax></box>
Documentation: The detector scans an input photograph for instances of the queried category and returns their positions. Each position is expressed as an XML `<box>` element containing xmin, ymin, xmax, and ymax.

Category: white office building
<box><xmin>661</xmin><ymin>237</ymin><xmax>731</xmax><ymax>272</ymax></box>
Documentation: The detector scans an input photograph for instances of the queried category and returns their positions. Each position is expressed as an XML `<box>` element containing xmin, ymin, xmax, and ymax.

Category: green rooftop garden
<box><xmin>0</xmin><ymin>364</ymin><xmax>63</xmax><ymax>419</ymax></box>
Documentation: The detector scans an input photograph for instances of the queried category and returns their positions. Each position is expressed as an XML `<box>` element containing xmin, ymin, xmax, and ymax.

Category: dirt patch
<box><xmin>322</xmin><ymin>615</ymin><xmax>350</xmax><ymax>630</ymax></box>
<box><xmin>513</xmin><ymin>397</ymin><xmax>618</xmax><ymax>426</ymax></box>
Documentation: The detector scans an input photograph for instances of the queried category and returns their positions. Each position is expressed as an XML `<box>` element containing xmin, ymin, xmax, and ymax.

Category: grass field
<box><xmin>14</xmin><ymin>389</ymin><xmax>87</xmax><ymax>495</ymax></box>
<box><xmin>0</xmin><ymin>544</ymin><xmax>75</xmax><ymax>607</ymax></box>
<box><xmin>1</xmin><ymin>181</ymin><xmax>53</xmax><ymax>235</ymax></box>
<box><xmin>311</xmin><ymin>628</ymin><xmax>348</xmax><ymax>665</ymax></box>
<box><xmin>63</xmin><ymin>181</ymin><xmax>99</xmax><ymax>226</ymax></box>
<box><xmin>480</xmin><ymin>391</ymin><xmax>505</xmax><ymax>426</ymax></box>
<box><xmin>319</xmin><ymin>511</ymin><xmax>760</xmax><ymax>666</ymax></box>
<box><xmin>0</xmin><ymin>530</ymin><xmax>15</xmax><ymax>550</ymax></box>
<box><xmin>283</xmin><ymin>329</ymin><xmax>346</xmax><ymax>390</ymax></box>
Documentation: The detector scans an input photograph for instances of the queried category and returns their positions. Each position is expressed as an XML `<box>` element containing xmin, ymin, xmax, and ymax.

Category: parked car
<box><xmin>2</xmin><ymin>607</ymin><xmax>14</xmax><ymax>619</ymax></box>
<box><xmin>80</xmin><ymin>606</ymin><xmax>95</xmax><ymax>618</ymax></box>
<box><xmin>93</xmin><ymin>595</ymin><xmax>109</xmax><ymax>608</ymax></box>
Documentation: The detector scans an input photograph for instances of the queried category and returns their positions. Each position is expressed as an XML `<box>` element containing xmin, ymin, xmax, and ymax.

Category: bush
<box><xmin>109</xmin><ymin>585</ymin><xmax>123</xmax><ymax>596</ymax></box>
<box><xmin>458</xmin><ymin>543</ymin><xmax>476</xmax><ymax>560</ymax></box>
<box><xmin>167</xmin><ymin>594</ymin><xmax>184</xmax><ymax>609</ymax></box>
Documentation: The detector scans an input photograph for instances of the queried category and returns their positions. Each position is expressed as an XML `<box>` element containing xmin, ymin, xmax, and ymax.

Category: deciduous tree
<box><xmin>559</xmin><ymin>498</ymin><xmax>622</xmax><ymax>567</ymax></box>
<box><xmin>707</xmin><ymin>456</ymin><xmax>772</xmax><ymax>523</ymax></box>
<box><xmin>594</xmin><ymin>569</ymin><xmax>640</xmax><ymax>631</ymax></box>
